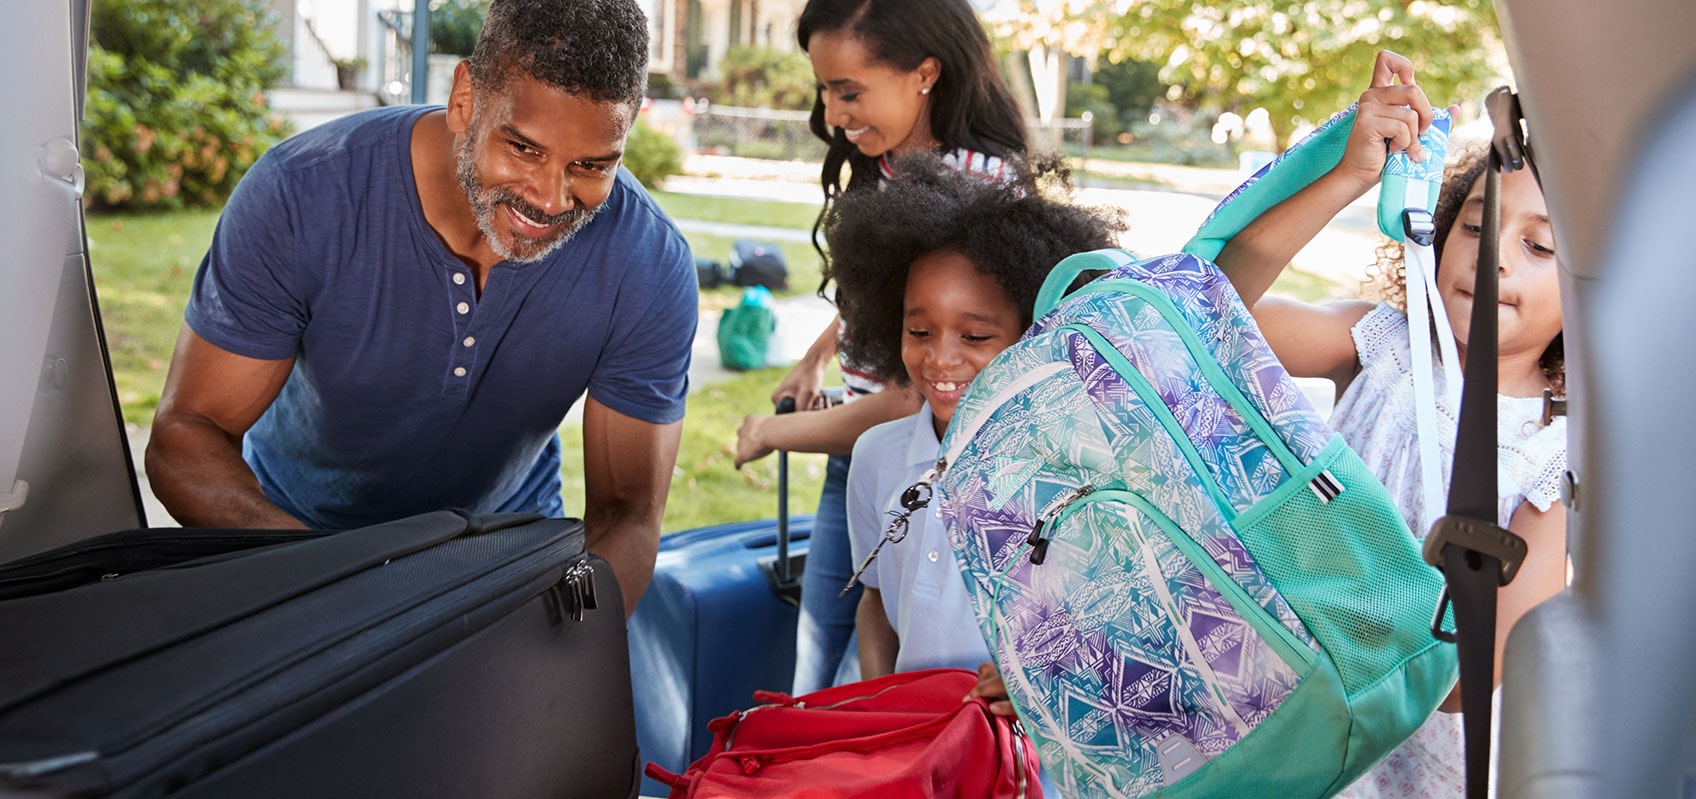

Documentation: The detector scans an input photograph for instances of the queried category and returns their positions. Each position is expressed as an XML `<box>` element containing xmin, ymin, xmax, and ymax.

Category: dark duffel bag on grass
<box><xmin>729</xmin><ymin>239</ymin><xmax>789</xmax><ymax>291</ymax></box>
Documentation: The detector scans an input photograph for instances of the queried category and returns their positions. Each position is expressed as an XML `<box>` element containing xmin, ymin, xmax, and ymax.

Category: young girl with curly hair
<box><xmin>1214</xmin><ymin>51</ymin><xmax>1568</xmax><ymax>798</ymax></box>
<box><xmin>824</xmin><ymin>152</ymin><xmax>1122</xmax><ymax>684</ymax></box>
<box><xmin>733</xmin><ymin>0</ymin><xmax>1031</xmax><ymax>696</ymax></box>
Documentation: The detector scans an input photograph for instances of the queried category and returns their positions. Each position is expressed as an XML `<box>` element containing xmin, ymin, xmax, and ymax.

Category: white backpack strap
<box><xmin>1402</xmin><ymin>177</ymin><xmax>1463</xmax><ymax>533</ymax></box>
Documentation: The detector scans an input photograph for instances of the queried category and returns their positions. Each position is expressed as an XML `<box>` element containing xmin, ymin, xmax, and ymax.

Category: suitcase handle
<box><xmin>770</xmin><ymin>398</ymin><xmax>802</xmax><ymax>608</ymax></box>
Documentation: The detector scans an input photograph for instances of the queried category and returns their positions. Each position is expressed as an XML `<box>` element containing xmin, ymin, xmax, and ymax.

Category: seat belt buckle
<box><xmin>1422</xmin><ymin>514</ymin><xmax>1529</xmax><ymax>585</ymax></box>
<box><xmin>1540</xmin><ymin>387</ymin><xmax>1568</xmax><ymax>427</ymax></box>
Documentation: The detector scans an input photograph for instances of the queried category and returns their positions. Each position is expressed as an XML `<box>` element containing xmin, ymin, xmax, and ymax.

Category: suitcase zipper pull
<box><xmin>543</xmin><ymin>582</ymin><xmax>565</xmax><ymax>624</ymax></box>
<box><xmin>551</xmin><ymin>560</ymin><xmax>595</xmax><ymax>623</ymax></box>
<box><xmin>568</xmin><ymin>569</ymin><xmax>585</xmax><ymax>623</ymax></box>
<box><xmin>580</xmin><ymin>560</ymin><xmax>598</xmax><ymax>612</ymax></box>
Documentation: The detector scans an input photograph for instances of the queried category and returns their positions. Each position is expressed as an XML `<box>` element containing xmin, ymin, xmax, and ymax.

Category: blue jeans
<box><xmin>792</xmin><ymin>454</ymin><xmax>861</xmax><ymax>694</ymax></box>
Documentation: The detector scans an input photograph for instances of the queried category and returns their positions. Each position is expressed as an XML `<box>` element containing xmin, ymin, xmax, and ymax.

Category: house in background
<box><xmin>262</xmin><ymin>0</ymin><xmax>805</xmax><ymax>132</ymax></box>
<box><xmin>651</xmin><ymin>0</ymin><xmax>804</xmax><ymax>84</ymax></box>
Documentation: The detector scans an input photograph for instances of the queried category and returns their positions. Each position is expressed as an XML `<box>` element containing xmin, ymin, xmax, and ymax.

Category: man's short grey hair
<box><xmin>468</xmin><ymin>0</ymin><xmax>649</xmax><ymax>109</ymax></box>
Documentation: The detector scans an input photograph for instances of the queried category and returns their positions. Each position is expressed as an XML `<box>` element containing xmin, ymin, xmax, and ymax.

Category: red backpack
<box><xmin>644</xmin><ymin>668</ymin><xmax>1043</xmax><ymax>798</ymax></box>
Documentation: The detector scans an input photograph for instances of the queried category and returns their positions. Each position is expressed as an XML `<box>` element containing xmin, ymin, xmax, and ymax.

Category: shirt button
<box><xmin>927</xmin><ymin>550</ymin><xmax>940</xmax><ymax>563</ymax></box>
<box><xmin>456</xmin><ymin>301</ymin><xmax>470</xmax><ymax>315</ymax></box>
<box><xmin>453</xmin><ymin>367</ymin><xmax>467</xmax><ymax>377</ymax></box>
<box><xmin>462</xmin><ymin>336</ymin><xmax>476</xmax><ymax>348</ymax></box>
<box><xmin>452</xmin><ymin>272</ymin><xmax>466</xmax><ymax>285</ymax></box>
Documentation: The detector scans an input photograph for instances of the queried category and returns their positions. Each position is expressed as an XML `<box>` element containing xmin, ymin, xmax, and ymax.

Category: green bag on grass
<box><xmin>717</xmin><ymin>286</ymin><xmax>776</xmax><ymax>371</ymax></box>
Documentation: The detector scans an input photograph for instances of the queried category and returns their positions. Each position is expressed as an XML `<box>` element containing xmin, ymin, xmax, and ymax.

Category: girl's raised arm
<box><xmin>1211</xmin><ymin>50</ymin><xmax>1436</xmax><ymax>388</ymax></box>
<box><xmin>1217</xmin><ymin>50</ymin><xmax>1434</xmax><ymax>308</ymax></box>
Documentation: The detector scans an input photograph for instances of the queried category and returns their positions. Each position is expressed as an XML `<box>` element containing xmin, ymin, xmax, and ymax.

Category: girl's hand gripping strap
<box><xmin>1382</xmin><ymin>108</ymin><xmax>1461</xmax><ymax>531</ymax></box>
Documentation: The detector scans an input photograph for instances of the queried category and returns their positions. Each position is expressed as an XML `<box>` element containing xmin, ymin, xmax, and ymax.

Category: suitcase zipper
<box><xmin>544</xmin><ymin>559</ymin><xmax>598</xmax><ymax>623</ymax></box>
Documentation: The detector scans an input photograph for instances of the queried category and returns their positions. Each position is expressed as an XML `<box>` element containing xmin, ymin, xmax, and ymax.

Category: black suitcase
<box><xmin>0</xmin><ymin>510</ymin><xmax>639</xmax><ymax>798</ymax></box>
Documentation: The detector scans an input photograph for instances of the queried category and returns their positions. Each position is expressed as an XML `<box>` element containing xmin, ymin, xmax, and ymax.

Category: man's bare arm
<box><xmin>581</xmin><ymin>396</ymin><xmax>684</xmax><ymax>616</ymax></box>
<box><xmin>146</xmin><ymin>326</ymin><xmax>303</xmax><ymax>528</ymax></box>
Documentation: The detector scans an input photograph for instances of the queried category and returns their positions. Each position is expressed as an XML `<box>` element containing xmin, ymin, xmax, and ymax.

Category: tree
<box><xmin>85</xmin><ymin>0</ymin><xmax>289</xmax><ymax>209</ymax></box>
<box><xmin>982</xmin><ymin>0</ymin><xmax>1133</xmax><ymax>127</ymax></box>
<box><xmin>430</xmin><ymin>0</ymin><xmax>489</xmax><ymax>57</ymax></box>
<box><xmin>709</xmin><ymin>46</ymin><xmax>816</xmax><ymax>111</ymax></box>
<box><xmin>1104</xmin><ymin>0</ymin><xmax>1504</xmax><ymax>147</ymax></box>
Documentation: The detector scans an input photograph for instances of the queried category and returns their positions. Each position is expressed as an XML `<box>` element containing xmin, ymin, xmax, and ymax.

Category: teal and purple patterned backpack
<box><xmin>932</xmin><ymin>245</ymin><xmax>1457</xmax><ymax>797</ymax></box>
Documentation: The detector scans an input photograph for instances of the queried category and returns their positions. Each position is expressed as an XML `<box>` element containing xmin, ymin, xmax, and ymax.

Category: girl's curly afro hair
<box><xmin>827</xmin><ymin>152</ymin><xmax>1126</xmax><ymax>386</ymax></box>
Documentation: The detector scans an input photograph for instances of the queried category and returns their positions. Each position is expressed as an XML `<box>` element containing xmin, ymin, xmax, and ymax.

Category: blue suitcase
<box><xmin>628</xmin><ymin>515</ymin><xmax>812</xmax><ymax>794</ymax></box>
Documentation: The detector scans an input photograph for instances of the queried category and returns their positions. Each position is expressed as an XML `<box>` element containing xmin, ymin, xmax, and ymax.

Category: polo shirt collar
<box><xmin>905</xmin><ymin>403</ymin><xmax>943</xmax><ymax>469</ymax></box>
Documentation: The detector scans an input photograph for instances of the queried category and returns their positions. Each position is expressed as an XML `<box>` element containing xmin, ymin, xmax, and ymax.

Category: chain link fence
<box><xmin>691</xmin><ymin>105</ymin><xmax>1095</xmax><ymax>167</ymax></box>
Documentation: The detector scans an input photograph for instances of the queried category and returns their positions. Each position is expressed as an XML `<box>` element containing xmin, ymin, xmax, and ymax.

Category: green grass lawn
<box><xmin>556</xmin><ymin>365</ymin><xmax>834</xmax><ymax>532</ymax></box>
<box><xmin>85</xmin><ymin>209</ymin><xmax>221</xmax><ymax>426</ymax></box>
<box><xmin>651</xmin><ymin>189</ymin><xmax>821</xmax><ymax>230</ymax></box>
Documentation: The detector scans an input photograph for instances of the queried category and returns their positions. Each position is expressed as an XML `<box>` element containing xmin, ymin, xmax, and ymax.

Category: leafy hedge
<box><xmin>84</xmin><ymin>0</ymin><xmax>289</xmax><ymax>210</ymax></box>
<box><xmin>429</xmin><ymin>0</ymin><xmax>488</xmax><ymax>57</ymax></box>
<box><xmin>624</xmin><ymin>118</ymin><xmax>684</xmax><ymax>189</ymax></box>
<box><xmin>707</xmin><ymin>46</ymin><xmax>815</xmax><ymax>111</ymax></box>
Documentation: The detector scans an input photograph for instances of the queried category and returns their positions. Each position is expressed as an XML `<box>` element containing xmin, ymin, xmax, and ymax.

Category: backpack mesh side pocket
<box><xmin>1232</xmin><ymin>436</ymin><xmax>1452</xmax><ymax>697</ymax></box>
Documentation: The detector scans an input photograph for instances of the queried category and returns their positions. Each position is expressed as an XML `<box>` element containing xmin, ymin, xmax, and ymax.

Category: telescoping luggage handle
<box><xmin>1421</xmin><ymin>86</ymin><xmax>1543</xmax><ymax>799</ymax></box>
<box><xmin>766</xmin><ymin>397</ymin><xmax>803</xmax><ymax>607</ymax></box>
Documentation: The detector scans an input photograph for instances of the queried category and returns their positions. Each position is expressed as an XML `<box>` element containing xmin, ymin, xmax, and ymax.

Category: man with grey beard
<box><xmin>146</xmin><ymin>0</ymin><xmax>694</xmax><ymax>615</ymax></box>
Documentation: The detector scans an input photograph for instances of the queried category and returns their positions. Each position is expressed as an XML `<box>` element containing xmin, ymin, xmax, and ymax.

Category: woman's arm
<box><xmin>735</xmin><ymin>385</ymin><xmax>922</xmax><ymax>466</ymax></box>
<box><xmin>770</xmin><ymin>316</ymin><xmax>841</xmax><ymax>410</ymax></box>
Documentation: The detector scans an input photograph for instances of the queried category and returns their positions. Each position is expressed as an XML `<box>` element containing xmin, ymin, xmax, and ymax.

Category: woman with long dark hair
<box><xmin>733</xmin><ymin>0</ymin><xmax>1029</xmax><ymax>696</ymax></box>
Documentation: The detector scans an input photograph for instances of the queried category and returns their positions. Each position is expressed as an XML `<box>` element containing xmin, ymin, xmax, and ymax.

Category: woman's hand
<box><xmin>773</xmin><ymin>317</ymin><xmax>842</xmax><ymax>410</ymax></box>
<box><xmin>1333</xmin><ymin>50</ymin><xmax>1438</xmax><ymax>195</ymax></box>
<box><xmin>967</xmin><ymin>661</ymin><xmax>1017</xmax><ymax>717</ymax></box>
<box><xmin>734</xmin><ymin>414</ymin><xmax>775</xmax><ymax>469</ymax></box>
<box><xmin>771</xmin><ymin>357</ymin><xmax>827</xmax><ymax>411</ymax></box>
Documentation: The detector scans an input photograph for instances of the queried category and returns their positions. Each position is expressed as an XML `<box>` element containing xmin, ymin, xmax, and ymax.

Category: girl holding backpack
<box><xmin>731</xmin><ymin>0</ymin><xmax>1031</xmax><ymax>697</ymax></box>
<box><xmin>1214</xmin><ymin>50</ymin><xmax>1569</xmax><ymax>797</ymax></box>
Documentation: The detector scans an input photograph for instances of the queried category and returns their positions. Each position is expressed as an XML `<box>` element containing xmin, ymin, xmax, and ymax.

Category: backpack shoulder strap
<box><xmin>1182</xmin><ymin>106</ymin><xmax>1359</xmax><ymax>262</ymax></box>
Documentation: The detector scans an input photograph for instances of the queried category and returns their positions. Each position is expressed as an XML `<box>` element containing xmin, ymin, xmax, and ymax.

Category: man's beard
<box><xmin>455</xmin><ymin>128</ymin><xmax>600</xmax><ymax>264</ymax></box>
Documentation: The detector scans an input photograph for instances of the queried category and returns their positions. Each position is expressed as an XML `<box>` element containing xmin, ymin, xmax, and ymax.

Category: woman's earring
<box><xmin>921</xmin><ymin>86</ymin><xmax>931</xmax><ymax>95</ymax></box>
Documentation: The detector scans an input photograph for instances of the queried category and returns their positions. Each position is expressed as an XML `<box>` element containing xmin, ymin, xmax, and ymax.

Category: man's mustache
<box><xmin>486</xmin><ymin>188</ymin><xmax>585</xmax><ymax>228</ymax></box>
